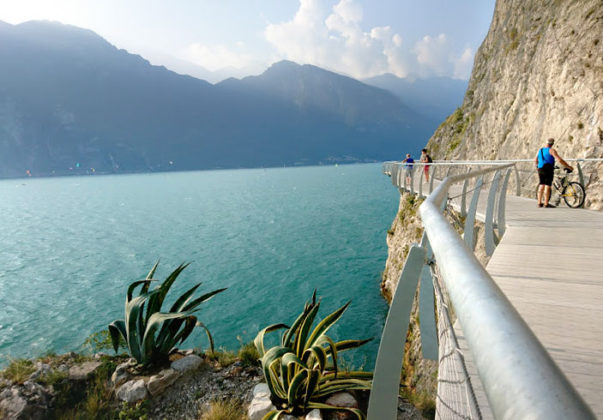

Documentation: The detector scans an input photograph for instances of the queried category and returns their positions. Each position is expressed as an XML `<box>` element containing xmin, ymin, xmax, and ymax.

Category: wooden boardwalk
<box><xmin>448</xmin><ymin>188</ymin><xmax>603</xmax><ymax>417</ymax></box>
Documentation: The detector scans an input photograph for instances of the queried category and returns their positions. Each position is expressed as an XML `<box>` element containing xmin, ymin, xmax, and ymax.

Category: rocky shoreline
<box><xmin>0</xmin><ymin>349</ymin><xmax>426</xmax><ymax>419</ymax></box>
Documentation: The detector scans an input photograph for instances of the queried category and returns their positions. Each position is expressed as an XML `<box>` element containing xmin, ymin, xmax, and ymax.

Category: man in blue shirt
<box><xmin>534</xmin><ymin>138</ymin><xmax>573</xmax><ymax>208</ymax></box>
<box><xmin>403</xmin><ymin>153</ymin><xmax>415</xmax><ymax>185</ymax></box>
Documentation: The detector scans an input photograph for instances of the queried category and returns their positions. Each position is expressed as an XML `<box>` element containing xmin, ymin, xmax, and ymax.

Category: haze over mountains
<box><xmin>0</xmin><ymin>20</ymin><xmax>465</xmax><ymax>178</ymax></box>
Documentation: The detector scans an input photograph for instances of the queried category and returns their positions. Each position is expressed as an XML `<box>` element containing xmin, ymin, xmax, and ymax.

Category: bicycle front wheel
<box><xmin>562</xmin><ymin>182</ymin><xmax>585</xmax><ymax>208</ymax></box>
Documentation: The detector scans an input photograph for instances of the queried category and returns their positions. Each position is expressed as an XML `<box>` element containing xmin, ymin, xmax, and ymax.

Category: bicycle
<box><xmin>537</xmin><ymin>167</ymin><xmax>586</xmax><ymax>208</ymax></box>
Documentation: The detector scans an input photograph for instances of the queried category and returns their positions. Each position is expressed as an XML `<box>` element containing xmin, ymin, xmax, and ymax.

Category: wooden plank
<box><xmin>415</xmin><ymin>175</ymin><xmax>603</xmax><ymax>418</ymax></box>
<box><xmin>483</xmin><ymin>194</ymin><xmax>603</xmax><ymax>417</ymax></box>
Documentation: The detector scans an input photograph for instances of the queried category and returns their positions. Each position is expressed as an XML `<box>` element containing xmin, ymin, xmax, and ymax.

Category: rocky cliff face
<box><xmin>427</xmin><ymin>0</ymin><xmax>603</xmax><ymax>208</ymax></box>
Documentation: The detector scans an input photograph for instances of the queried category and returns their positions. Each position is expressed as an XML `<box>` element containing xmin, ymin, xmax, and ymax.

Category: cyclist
<box><xmin>535</xmin><ymin>138</ymin><xmax>573</xmax><ymax>208</ymax></box>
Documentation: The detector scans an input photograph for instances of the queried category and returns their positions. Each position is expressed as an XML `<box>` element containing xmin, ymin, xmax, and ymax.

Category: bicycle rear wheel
<box><xmin>562</xmin><ymin>182</ymin><xmax>585</xmax><ymax>208</ymax></box>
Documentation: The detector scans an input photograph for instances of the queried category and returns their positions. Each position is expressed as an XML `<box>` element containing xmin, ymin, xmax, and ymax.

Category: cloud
<box><xmin>264</xmin><ymin>0</ymin><xmax>473</xmax><ymax>79</ymax></box>
<box><xmin>412</xmin><ymin>34</ymin><xmax>475</xmax><ymax>79</ymax></box>
<box><xmin>182</xmin><ymin>43</ymin><xmax>256</xmax><ymax>72</ymax></box>
<box><xmin>453</xmin><ymin>47</ymin><xmax>474</xmax><ymax>79</ymax></box>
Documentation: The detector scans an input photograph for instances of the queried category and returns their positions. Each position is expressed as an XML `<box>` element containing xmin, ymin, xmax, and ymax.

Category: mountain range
<box><xmin>0</xmin><ymin>20</ymin><xmax>464</xmax><ymax>178</ymax></box>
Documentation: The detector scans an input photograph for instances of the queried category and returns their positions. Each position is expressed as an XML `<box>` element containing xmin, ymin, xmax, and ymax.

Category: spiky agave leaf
<box><xmin>294</xmin><ymin>302</ymin><xmax>320</xmax><ymax>356</ymax></box>
<box><xmin>124</xmin><ymin>290</ymin><xmax>161</xmax><ymax>362</ymax></box>
<box><xmin>283</xmin><ymin>296</ymin><xmax>317</xmax><ymax>348</ymax></box>
<box><xmin>261</xmin><ymin>346</ymin><xmax>291</xmax><ymax>401</ymax></box>
<box><xmin>145</xmin><ymin>263</ymin><xmax>190</xmax><ymax>323</ymax></box>
<box><xmin>314</xmin><ymin>335</ymin><xmax>339</xmax><ymax>377</ymax></box>
<box><xmin>287</xmin><ymin>368</ymin><xmax>310</xmax><ymax>408</ymax></box>
<box><xmin>312</xmin><ymin>378</ymin><xmax>371</xmax><ymax>398</ymax></box>
<box><xmin>155</xmin><ymin>286</ymin><xmax>226</xmax><ymax>352</ymax></box>
<box><xmin>181</xmin><ymin>287</ymin><xmax>227</xmax><ymax>312</ymax></box>
<box><xmin>195</xmin><ymin>321</ymin><xmax>215</xmax><ymax>353</ymax></box>
<box><xmin>301</xmin><ymin>345</ymin><xmax>328</xmax><ymax>372</ymax></box>
<box><xmin>108</xmin><ymin>320</ymin><xmax>127</xmax><ymax>353</ymax></box>
<box><xmin>261</xmin><ymin>411</ymin><xmax>284</xmax><ymax>420</ymax></box>
<box><xmin>280</xmin><ymin>352</ymin><xmax>305</xmax><ymax>391</ymax></box>
<box><xmin>141</xmin><ymin>311</ymin><xmax>197</xmax><ymax>364</ymax></box>
<box><xmin>156</xmin><ymin>315</ymin><xmax>198</xmax><ymax>355</ymax></box>
<box><xmin>305</xmin><ymin>301</ymin><xmax>350</xmax><ymax>350</ymax></box>
<box><xmin>254</xmin><ymin>323</ymin><xmax>289</xmax><ymax>357</ymax></box>
<box><xmin>127</xmin><ymin>279</ymin><xmax>157</xmax><ymax>302</ymax></box>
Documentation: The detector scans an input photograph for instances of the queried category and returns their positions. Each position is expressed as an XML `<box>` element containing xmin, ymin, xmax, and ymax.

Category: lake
<box><xmin>0</xmin><ymin>163</ymin><xmax>399</xmax><ymax>368</ymax></box>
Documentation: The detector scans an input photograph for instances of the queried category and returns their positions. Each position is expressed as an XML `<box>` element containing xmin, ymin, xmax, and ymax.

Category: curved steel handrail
<box><xmin>418</xmin><ymin>164</ymin><xmax>595</xmax><ymax>419</ymax></box>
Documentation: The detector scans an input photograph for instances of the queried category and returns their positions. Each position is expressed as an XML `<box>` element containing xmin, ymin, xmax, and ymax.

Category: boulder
<box><xmin>68</xmin><ymin>361</ymin><xmax>102</xmax><ymax>381</ymax></box>
<box><xmin>171</xmin><ymin>354</ymin><xmax>203</xmax><ymax>373</ymax></box>
<box><xmin>0</xmin><ymin>387</ymin><xmax>27</xmax><ymax>419</ymax></box>
<box><xmin>247</xmin><ymin>383</ymin><xmax>275</xmax><ymax>420</ymax></box>
<box><xmin>146</xmin><ymin>369</ymin><xmax>180</xmax><ymax>396</ymax></box>
<box><xmin>252</xmin><ymin>383</ymin><xmax>270</xmax><ymax>398</ymax></box>
<box><xmin>0</xmin><ymin>382</ymin><xmax>51</xmax><ymax>420</ymax></box>
<box><xmin>116</xmin><ymin>379</ymin><xmax>147</xmax><ymax>403</ymax></box>
<box><xmin>324</xmin><ymin>392</ymin><xmax>358</xmax><ymax>420</ymax></box>
<box><xmin>111</xmin><ymin>362</ymin><xmax>132</xmax><ymax>386</ymax></box>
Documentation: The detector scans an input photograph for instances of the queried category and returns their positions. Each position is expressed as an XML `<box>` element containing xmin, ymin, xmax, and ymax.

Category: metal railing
<box><xmin>384</xmin><ymin>158</ymin><xmax>603</xmax><ymax>208</ymax></box>
<box><xmin>368</xmin><ymin>161</ymin><xmax>596</xmax><ymax>419</ymax></box>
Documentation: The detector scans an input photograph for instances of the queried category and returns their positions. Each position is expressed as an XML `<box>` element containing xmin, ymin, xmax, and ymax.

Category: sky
<box><xmin>0</xmin><ymin>0</ymin><xmax>496</xmax><ymax>83</ymax></box>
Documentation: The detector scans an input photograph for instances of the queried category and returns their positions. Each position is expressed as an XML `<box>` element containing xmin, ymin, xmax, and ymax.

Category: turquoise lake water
<box><xmin>0</xmin><ymin>163</ymin><xmax>399</xmax><ymax>368</ymax></box>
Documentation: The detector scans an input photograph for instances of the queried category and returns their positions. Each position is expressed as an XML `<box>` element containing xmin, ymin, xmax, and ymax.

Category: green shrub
<box><xmin>207</xmin><ymin>348</ymin><xmax>237</xmax><ymax>367</ymax></box>
<box><xmin>83</xmin><ymin>329</ymin><xmax>126</xmax><ymax>354</ymax></box>
<box><xmin>201</xmin><ymin>399</ymin><xmax>247</xmax><ymax>420</ymax></box>
<box><xmin>1</xmin><ymin>358</ymin><xmax>35</xmax><ymax>384</ymax></box>
<box><xmin>254</xmin><ymin>290</ymin><xmax>372</xmax><ymax>419</ymax></box>
<box><xmin>238</xmin><ymin>341</ymin><xmax>260</xmax><ymax>367</ymax></box>
<box><xmin>109</xmin><ymin>262</ymin><xmax>227</xmax><ymax>366</ymax></box>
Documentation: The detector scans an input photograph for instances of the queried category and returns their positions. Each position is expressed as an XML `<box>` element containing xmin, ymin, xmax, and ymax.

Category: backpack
<box><xmin>426</xmin><ymin>155</ymin><xmax>433</xmax><ymax>163</ymax></box>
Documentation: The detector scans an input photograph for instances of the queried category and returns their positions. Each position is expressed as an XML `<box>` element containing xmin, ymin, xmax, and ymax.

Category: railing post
<box><xmin>485</xmin><ymin>171</ymin><xmax>501</xmax><ymax>256</ymax></box>
<box><xmin>397</xmin><ymin>164</ymin><xmax>403</xmax><ymax>189</ymax></box>
<box><xmin>497</xmin><ymin>168</ymin><xmax>512</xmax><ymax>237</ymax></box>
<box><xmin>429</xmin><ymin>165</ymin><xmax>436</xmax><ymax>193</ymax></box>
<box><xmin>368</xmin><ymin>245</ymin><xmax>426</xmax><ymax>420</ymax></box>
<box><xmin>514</xmin><ymin>166</ymin><xmax>521</xmax><ymax>196</ymax></box>
<box><xmin>464</xmin><ymin>177</ymin><xmax>483</xmax><ymax>251</ymax></box>
<box><xmin>410</xmin><ymin>167</ymin><xmax>415</xmax><ymax>195</ymax></box>
<box><xmin>419</xmin><ymin>235</ymin><xmax>437</xmax><ymax>361</ymax></box>
<box><xmin>419</xmin><ymin>167</ymin><xmax>423</xmax><ymax>197</ymax></box>
<box><xmin>460</xmin><ymin>168</ymin><xmax>471</xmax><ymax>217</ymax></box>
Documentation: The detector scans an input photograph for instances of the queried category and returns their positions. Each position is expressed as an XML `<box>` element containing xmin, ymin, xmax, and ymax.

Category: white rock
<box><xmin>146</xmin><ymin>369</ymin><xmax>180</xmax><ymax>396</ymax></box>
<box><xmin>0</xmin><ymin>387</ymin><xmax>27</xmax><ymax>418</ymax></box>
<box><xmin>170</xmin><ymin>354</ymin><xmax>203</xmax><ymax>373</ymax></box>
<box><xmin>68</xmin><ymin>361</ymin><xmax>102</xmax><ymax>381</ymax></box>
<box><xmin>247</xmin><ymin>387</ymin><xmax>275</xmax><ymax>420</ymax></box>
<box><xmin>252</xmin><ymin>383</ymin><xmax>270</xmax><ymax>398</ymax></box>
<box><xmin>306</xmin><ymin>408</ymin><xmax>323</xmax><ymax>420</ymax></box>
<box><xmin>116</xmin><ymin>379</ymin><xmax>148</xmax><ymax>402</ymax></box>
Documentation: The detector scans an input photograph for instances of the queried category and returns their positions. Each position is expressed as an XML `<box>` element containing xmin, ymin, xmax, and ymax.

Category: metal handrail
<box><xmin>419</xmin><ymin>165</ymin><xmax>595</xmax><ymax>419</ymax></box>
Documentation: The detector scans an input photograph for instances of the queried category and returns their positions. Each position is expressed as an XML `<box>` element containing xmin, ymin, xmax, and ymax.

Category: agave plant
<box><xmin>108</xmin><ymin>262</ymin><xmax>226</xmax><ymax>366</ymax></box>
<box><xmin>254</xmin><ymin>291</ymin><xmax>372</xmax><ymax>419</ymax></box>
